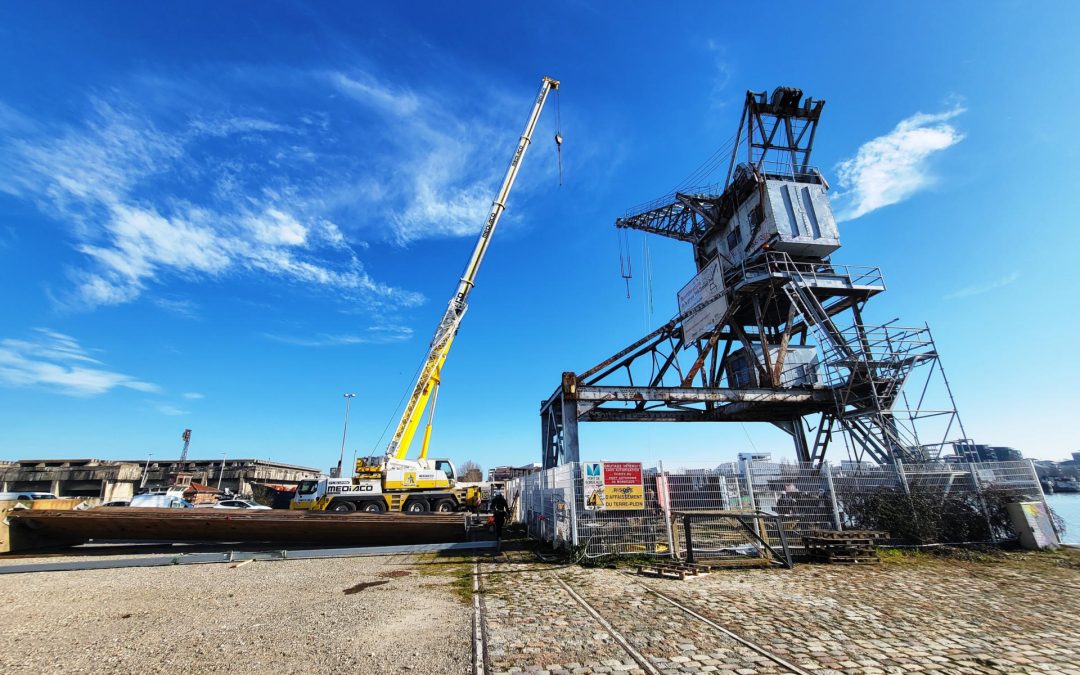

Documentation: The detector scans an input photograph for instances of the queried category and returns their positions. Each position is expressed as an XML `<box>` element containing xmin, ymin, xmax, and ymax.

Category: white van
<box><xmin>0</xmin><ymin>492</ymin><xmax>58</xmax><ymax>501</ymax></box>
<box><xmin>129</xmin><ymin>494</ymin><xmax>193</xmax><ymax>509</ymax></box>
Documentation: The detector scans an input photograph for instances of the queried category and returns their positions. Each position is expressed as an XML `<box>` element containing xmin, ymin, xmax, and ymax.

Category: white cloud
<box><xmin>705</xmin><ymin>40</ymin><xmax>733</xmax><ymax>110</ymax></box>
<box><xmin>154</xmin><ymin>297</ymin><xmax>199</xmax><ymax>319</ymax></box>
<box><xmin>182</xmin><ymin>392</ymin><xmax>204</xmax><ymax>400</ymax></box>
<box><xmin>0</xmin><ymin>329</ymin><xmax>158</xmax><ymax>396</ymax></box>
<box><xmin>331</xmin><ymin>73</ymin><xmax>420</xmax><ymax>117</ymax></box>
<box><xmin>327</xmin><ymin>69</ymin><xmax>515</xmax><ymax>244</ymax></box>
<box><xmin>156</xmin><ymin>403</ymin><xmax>188</xmax><ymax>416</ymax></box>
<box><xmin>263</xmin><ymin>325</ymin><xmax>413</xmax><ymax>347</ymax></box>
<box><xmin>944</xmin><ymin>271</ymin><xmax>1019</xmax><ymax>300</ymax></box>
<box><xmin>833</xmin><ymin>105</ymin><xmax>965</xmax><ymax>221</ymax></box>
<box><xmin>0</xmin><ymin>67</ymin><xmax>551</xmax><ymax>320</ymax></box>
<box><xmin>0</xmin><ymin>88</ymin><xmax>427</xmax><ymax>312</ymax></box>
<box><xmin>189</xmin><ymin>116</ymin><xmax>294</xmax><ymax>137</ymax></box>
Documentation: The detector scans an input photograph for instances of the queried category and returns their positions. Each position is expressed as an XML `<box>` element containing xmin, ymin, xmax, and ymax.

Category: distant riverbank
<box><xmin>1047</xmin><ymin>492</ymin><xmax>1080</xmax><ymax>544</ymax></box>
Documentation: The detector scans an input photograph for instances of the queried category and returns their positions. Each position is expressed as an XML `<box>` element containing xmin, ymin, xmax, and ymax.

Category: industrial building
<box><xmin>487</xmin><ymin>463</ymin><xmax>542</xmax><ymax>482</ymax></box>
<box><xmin>0</xmin><ymin>458</ymin><xmax>319</xmax><ymax>502</ymax></box>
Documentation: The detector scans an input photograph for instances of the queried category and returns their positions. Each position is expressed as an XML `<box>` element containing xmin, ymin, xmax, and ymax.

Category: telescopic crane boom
<box><xmin>384</xmin><ymin>76</ymin><xmax>560</xmax><ymax>462</ymax></box>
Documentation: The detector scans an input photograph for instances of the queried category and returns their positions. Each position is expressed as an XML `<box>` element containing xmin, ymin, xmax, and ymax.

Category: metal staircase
<box><xmin>764</xmin><ymin>252</ymin><xmax>942</xmax><ymax>463</ymax></box>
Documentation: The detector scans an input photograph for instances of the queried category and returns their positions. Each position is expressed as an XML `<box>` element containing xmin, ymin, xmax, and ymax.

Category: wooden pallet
<box><xmin>636</xmin><ymin>562</ymin><xmax>712</xmax><ymax>580</ymax></box>
<box><xmin>804</xmin><ymin>529</ymin><xmax>887</xmax><ymax>541</ymax></box>
<box><xmin>803</xmin><ymin>530</ymin><xmax>886</xmax><ymax>565</ymax></box>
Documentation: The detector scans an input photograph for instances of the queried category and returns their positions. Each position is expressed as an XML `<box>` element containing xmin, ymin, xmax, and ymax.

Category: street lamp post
<box><xmin>216</xmin><ymin>452</ymin><xmax>227</xmax><ymax>491</ymax></box>
<box><xmin>336</xmin><ymin>393</ymin><xmax>356</xmax><ymax>478</ymax></box>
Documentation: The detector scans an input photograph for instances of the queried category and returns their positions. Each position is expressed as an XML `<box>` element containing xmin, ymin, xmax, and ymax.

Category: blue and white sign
<box><xmin>583</xmin><ymin>462</ymin><xmax>604</xmax><ymax>511</ymax></box>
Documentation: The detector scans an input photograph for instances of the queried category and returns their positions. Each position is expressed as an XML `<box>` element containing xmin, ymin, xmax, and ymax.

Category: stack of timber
<box><xmin>803</xmin><ymin>529</ymin><xmax>886</xmax><ymax>564</ymax></box>
<box><xmin>2</xmin><ymin>508</ymin><xmax>470</xmax><ymax>553</ymax></box>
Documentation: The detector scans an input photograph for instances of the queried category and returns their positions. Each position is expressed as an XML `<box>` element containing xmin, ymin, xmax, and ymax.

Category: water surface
<box><xmin>1045</xmin><ymin>492</ymin><xmax>1080</xmax><ymax>544</ymax></box>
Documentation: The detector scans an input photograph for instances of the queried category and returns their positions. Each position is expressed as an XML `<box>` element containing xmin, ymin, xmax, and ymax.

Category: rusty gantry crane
<box><xmin>542</xmin><ymin>87</ymin><xmax>968</xmax><ymax>468</ymax></box>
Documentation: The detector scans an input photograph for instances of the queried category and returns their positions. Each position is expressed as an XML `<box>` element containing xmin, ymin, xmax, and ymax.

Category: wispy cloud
<box><xmin>325</xmin><ymin>69</ymin><xmax>534</xmax><ymax>244</ymax></box>
<box><xmin>705</xmin><ymin>40</ymin><xmax>734</xmax><ymax>111</ymax></box>
<box><xmin>3</xmin><ymin>101</ymin><xmax>419</xmax><ymax>311</ymax></box>
<box><xmin>944</xmin><ymin>271</ymin><xmax>1019</xmax><ymax>300</ymax></box>
<box><xmin>154</xmin><ymin>297</ymin><xmax>200</xmax><ymax>320</ymax></box>
<box><xmin>0</xmin><ymin>329</ymin><xmax>159</xmax><ymax>396</ymax></box>
<box><xmin>833</xmin><ymin>104</ymin><xmax>965</xmax><ymax>221</ymax></box>
<box><xmin>263</xmin><ymin>325</ymin><xmax>413</xmax><ymax>347</ymax></box>
<box><xmin>182</xmin><ymin>392</ymin><xmax>204</xmax><ymax>400</ymax></box>
<box><xmin>156</xmin><ymin>403</ymin><xmax>187</xmax><ymax>416</ymax></box>
<box><xmin>0</xmin><ymin>70</ymin><xmax>504</xmax><ymax>311</ymax></box>
<box><xmin>0</xmin><ymin>225</ymin><xmax>17</xmax><ymax>249</ymax></box>
<box><xmin>330</xmin><ymin>72</ymin><xmax>420</xmax><ymax>117</ymax></box>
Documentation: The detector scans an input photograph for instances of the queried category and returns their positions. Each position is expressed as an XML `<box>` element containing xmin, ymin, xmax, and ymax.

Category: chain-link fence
<box><xmin>508</xmin><ymin>459</ymin><xmax>1050</xmax><ymax>559</ymax></box>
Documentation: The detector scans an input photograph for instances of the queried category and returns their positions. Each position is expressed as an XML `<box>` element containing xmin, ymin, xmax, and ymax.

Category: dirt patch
<box><xmin>378</xmin><ymin>570</ymin><xmax>413</xmax><ymax>578</ymax></box>
<box><xmin>343</xmin><ymin>580</ymin><xmax>389</xmax><ymax>594</ymax></box>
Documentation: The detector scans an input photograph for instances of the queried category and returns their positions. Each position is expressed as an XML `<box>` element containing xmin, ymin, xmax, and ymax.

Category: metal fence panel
<box><xmin>507</xmin><ymin>459</ymin><xmax>1050</xmax><ymax>558</ymax></box>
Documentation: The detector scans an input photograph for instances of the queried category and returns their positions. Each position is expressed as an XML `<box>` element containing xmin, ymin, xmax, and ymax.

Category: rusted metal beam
<box><xmin>578</xmin><ymin>319</ymin><xmax>678</xmax><ymax>383</ymax></box>
<box><xmin>772</xmin><ymin>303</ymin><xmax>798</xmax><ymax>385</ymax></box>
<box><xmin>580</xmin><ymin>406</ymin><xmax>827</xmax><ymax>423</ymax></box>
<box><xmin>573</xmin><ymin>385</ymin><xmax>827</xmax><ymax>403</ymax></box>
<box><xmin>680</xmin><ymin>322</ymin><xmax>725</xmax><ymax>388</ymax></box>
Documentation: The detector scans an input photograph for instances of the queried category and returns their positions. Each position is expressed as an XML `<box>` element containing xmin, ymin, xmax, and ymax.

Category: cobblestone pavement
<box><xmin>480</xmin><ymin>549</ymin><xmax>1080</xmax><ymax>675</ymax></box>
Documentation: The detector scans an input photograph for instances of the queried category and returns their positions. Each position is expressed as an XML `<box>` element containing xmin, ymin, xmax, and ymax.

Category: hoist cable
<box><xmin>555</xmin><ymin>87</ymin><xmax>564</xmax><ymax>187</ymax></box>
<box><xmin>617</xmin><ymin>228</ymin><xmax>633</xmax><ymax>300</ymax></box>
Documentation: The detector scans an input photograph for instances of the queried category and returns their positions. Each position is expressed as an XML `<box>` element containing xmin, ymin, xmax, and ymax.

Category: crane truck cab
<box><xmin>290</xmin><ymin>457</ymin><xmax>476</xmax><ymax>513</ymax></box>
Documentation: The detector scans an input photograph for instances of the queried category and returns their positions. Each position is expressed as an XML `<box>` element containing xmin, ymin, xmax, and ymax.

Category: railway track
<box><xmin>473</xmin><ymin>558</ymin><xmax>812</xmax><ymax>675</ymax></box>
<box><xmin>472</xmin><ymin>558</ymin><xmax>490</xmax><ymax>675</ymax></box>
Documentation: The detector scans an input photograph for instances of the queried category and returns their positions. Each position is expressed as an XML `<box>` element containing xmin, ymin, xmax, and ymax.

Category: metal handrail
<box><xmin>727</xmin><ymin>252</ymin><xmax>885</xmax><ymax>291</ymax></box>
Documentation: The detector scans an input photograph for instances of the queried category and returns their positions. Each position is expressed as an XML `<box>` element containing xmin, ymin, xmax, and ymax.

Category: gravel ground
<box><xmin>2</xmin><ymin>547</ymin><xmax>1078</xmax><ymax>675</ymax></box>
<box><xmin>0</xmin><ymin>552</ymin><xmax>472</xmax><ymax>674</ymax></box>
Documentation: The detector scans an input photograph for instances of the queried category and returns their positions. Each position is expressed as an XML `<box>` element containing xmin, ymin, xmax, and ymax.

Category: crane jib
<box><xmin>384</xmin><ymin>76</ymin><xmax>559</xmax><ymax>462</ymax></box>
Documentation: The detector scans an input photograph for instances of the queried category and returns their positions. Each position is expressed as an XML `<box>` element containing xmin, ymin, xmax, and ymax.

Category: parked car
<box><xmin>212</xmin><ymin>499</ymin><xmax>271</xmax><ymax>510</ymax></box>
<box><xmin>129</xmin><ymin>494</ymin><xmax>193</xmax><ymax>509</ymax></box>
<box><xmin>0</xmin><ymin>492</ymin><xmax>58</xmax><ymax>501</ymax></box>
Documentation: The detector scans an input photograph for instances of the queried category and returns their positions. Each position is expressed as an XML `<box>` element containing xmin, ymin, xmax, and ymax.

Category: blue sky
<box><xmin>1</xmin><ymin>1</ymin><xmax>1078</xmax><ymax>472</ymax></box>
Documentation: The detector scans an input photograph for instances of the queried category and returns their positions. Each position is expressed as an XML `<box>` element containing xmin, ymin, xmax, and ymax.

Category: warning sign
<box><xmin>583</xmin><ymin>461</ymin><xmax>645</xmax><ymax>511</ymax></box>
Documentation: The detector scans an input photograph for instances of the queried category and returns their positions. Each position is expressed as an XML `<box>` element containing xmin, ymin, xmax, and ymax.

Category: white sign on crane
<box><xmin>677</xmin><ymin>259</ymin><xmax>728</xmax><ymax>342</ymax></box>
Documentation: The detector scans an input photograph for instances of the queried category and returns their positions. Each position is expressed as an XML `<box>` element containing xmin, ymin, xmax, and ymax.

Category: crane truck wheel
<box><xmin>431</xmin><ymin>499</ymin><xmax>456</xmax><ymax>513</ymax></box>
<box><xmin>403</xmin><ymin>499</ymin><xmax>430</xmax><ymax>513</ymax></box>
<box><xmin>360</xmin><ymin>501</ymin><xmax>385</xmax><ymax>513</ymax></box>
<box><xmin>329</xmin><ymin>500</ymin><xmax>357</xmax><ymax>513</ymax></box>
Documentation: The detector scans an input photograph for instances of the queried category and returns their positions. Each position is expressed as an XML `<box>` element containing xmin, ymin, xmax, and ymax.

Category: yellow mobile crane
<box><xmin>292</xmin><ymin>76</ymin><xmax>560</xmax><ymax>513</ymax></box>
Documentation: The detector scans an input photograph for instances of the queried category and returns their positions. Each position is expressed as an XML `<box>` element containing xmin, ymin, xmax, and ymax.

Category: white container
<box><xmin>704</xmin><ymin>172</ymin><xmax>841</xmax><ymax>272</ymax></box>
<box><xmin>727</xmin><ymin>344</ymin><xmax>821</xmax><ymax>389</ymax></box>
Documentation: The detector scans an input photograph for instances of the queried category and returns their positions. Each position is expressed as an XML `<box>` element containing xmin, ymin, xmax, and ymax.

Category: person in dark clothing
<box><xmin>490</xmin><ymin>490</ymin><xmax>509</xmax><ymax>540</ymax></box>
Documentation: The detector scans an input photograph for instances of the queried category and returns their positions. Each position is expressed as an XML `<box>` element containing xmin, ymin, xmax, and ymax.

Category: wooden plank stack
<box><xmin>802</xmin><ymin>529</ymin><xmax>887</xmax><ymax>564</ymax></box>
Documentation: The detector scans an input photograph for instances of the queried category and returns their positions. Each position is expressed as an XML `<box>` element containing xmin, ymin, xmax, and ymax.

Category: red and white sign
<box><xmin>602</xmin><ymin>462</ymin><xmax>643</xmax><ymax>486</ymax></box>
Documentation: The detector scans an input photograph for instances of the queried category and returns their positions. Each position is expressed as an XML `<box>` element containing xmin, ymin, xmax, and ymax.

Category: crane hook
<box><xmin>555</xmin><ymin>133</ymin><xmax>564</xmax><ymax>186</ymax></box>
